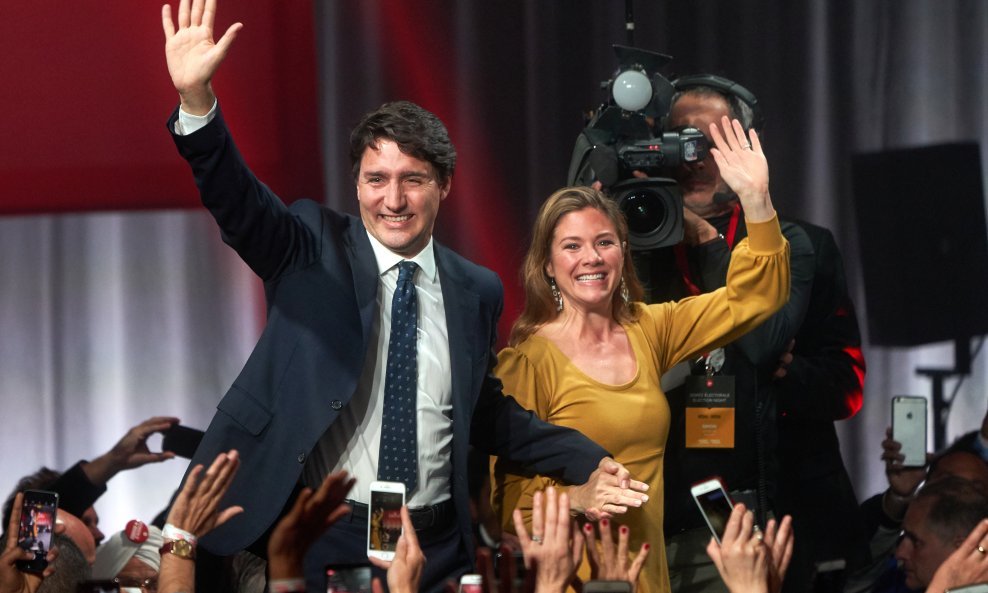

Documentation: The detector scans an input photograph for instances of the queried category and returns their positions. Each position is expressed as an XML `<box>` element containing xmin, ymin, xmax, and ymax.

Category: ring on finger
<box><xmin>741</xmin><ymin>143</ymin><xmax>752</xmax><ymax>150</ymax></box>
<box><xmin>531</xmin><ymin>535</ymin><xmax>543</xmax><ymax>544</ymax></box>
<box><xmin>978</xmin><ymin>544</ymin><xmax>986</xmax><ymax>555</ymax></box>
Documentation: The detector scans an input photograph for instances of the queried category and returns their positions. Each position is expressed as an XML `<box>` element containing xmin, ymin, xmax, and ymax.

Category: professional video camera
<box><xmin>567</xmin><ymin>46</ymin><xmax>709</xmax><ymax>251</ymax></box>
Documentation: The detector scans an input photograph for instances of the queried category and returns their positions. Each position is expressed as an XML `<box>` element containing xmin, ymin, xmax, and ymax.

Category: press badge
<box><xmin>684</xmin><ymin>349</ymin><xmax>735</xmax><ymax>448</ymax></box>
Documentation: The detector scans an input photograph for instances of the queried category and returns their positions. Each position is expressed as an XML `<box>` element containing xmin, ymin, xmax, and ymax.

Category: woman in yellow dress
<box><xmin>491</xmin><ymin>116</ymin><xmax>790</xmax><ymax>593</ymax></box>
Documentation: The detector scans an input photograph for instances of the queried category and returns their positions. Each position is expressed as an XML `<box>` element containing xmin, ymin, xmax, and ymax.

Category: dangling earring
<box><xmin>621</xmin><ymin>277</ymin><xmax>630</xmax><ymax>306</ymax></box>
<box><xmin>550</xmin><ymin>277</ymin><xmax>563</xmax><ymax>312</ymax></box>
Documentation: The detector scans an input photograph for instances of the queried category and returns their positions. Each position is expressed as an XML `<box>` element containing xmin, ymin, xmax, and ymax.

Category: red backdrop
<box><xmin>0</xmin><ymin>2</ymin><xmax>323</xmax><ymax>214</ymax></box>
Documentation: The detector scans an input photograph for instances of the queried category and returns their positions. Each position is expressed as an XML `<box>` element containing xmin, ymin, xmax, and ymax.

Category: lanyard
<box><xmin>674</xmin><ymin>201</ymin><xmax>742</xmax><ymax>296</ymax></box>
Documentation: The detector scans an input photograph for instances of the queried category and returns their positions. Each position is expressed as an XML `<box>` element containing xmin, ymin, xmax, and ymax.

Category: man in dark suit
<box><xmin>160</xmin><ymin>1</ymin><xmax>647</xmax><ymax>591</ymax></box>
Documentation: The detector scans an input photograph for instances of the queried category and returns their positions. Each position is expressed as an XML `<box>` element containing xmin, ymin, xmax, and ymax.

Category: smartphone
<box><xmin>584</xmin><ymin>581</ymin><xmax>633</xmax><ymax>593</ymax></box>
<box><xmin>459</xmin><ymin>574</ymin><xmax>483</xmax><ymax>593</ymax></box>
<box><xmin>15</xmin><ymin>490</ymin><xmax>59</xmax><ymax>573</ymax></box>
<box><xmin>77</xmin><ymin>580</ymin><xmax>121</xmax><ymax>593</ymax></box>
<box><xmin>367</xmin><ymin>481</ymin><xmax>405</xmax><ymax>561</ymax></box>
<box><xmin>325</xmin><ymin>564</ymin><xmax>372</xmax><ymax>593</ymax></box>
<box><xmin>690</xmin><ymin>477</ymin><xmax>734</xmax><ymax>544</ymax></box>
<box><xmin>892</xmin><ymin>396</ymin><xmax>928</xmax><ymax>467</ymax></box>
<box><xmin>162</xmin><ymin>424</ymin><xmax>204</xmax><ymax>459</ymax></box>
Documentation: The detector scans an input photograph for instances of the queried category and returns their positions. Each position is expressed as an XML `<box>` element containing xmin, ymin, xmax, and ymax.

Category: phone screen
<box><xmin>16</xmin><ymin>490</ymin><xmax>59</xmax><ymax>572</ymax></box>
<box><xmin>368</xmin><ymin>490</ymin><xmax>404</xmax><ymax>554</ymax></box>
<box><xmin>892</xmin><ymin>396</ymin><xmax>927</xmax><ymax>467</ymax></box>
<box><xmin>325</xmin><ymin>565</ymin><xmax>371</xmax><ymax>593</ymax></box>
<box><xmin>693</xmin><ymin>483</ymin><xmax>733</xmax><ymax>543</ymax></box>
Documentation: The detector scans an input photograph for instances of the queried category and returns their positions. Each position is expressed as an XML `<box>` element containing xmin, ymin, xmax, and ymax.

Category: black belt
<box><xmin>344</xmin><ymin>499</ymin><xmax>456</xmax><ymax>535</ymax></box>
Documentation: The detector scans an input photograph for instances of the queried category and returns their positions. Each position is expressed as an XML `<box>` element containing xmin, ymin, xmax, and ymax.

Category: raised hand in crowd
<box><xmin>81</xmin><ymin>416</ymin><xmax>180</xmax><ymax>486</ymax></box>
<box><xmin>706</xmin><ymin>504</ymin><xmax>793</xmax><ymax>593</ymax></box>
<box><xmin>162</xmin><ymin>0</ymin><xmax>244</xmax><ymax>114</ymax></box>
<box><xmin>513</xmin><ymin>487</ymin><xmax>583</xmax><ymax>593</ymax></box>
<box><xmin>369</xmin><ymin>507</ymin><xmax>425</xmax><ymax>593</ymax></box>
<box><xmin>569</xmin><ymin>458</ymin><xmax>649</xmax><ymax>521</ymax></box>
<box><xmin>268</xmin><ymin>471</ymin><xmax>356</xmax><ymax>581</ymax></box>
<box><xmin>159</xmin><ymin>449</ymin><xmax>243</xmax><ymax>593</ymax></box>
<box><xmin>0</xmin><ymin>493</ymin><xmax>64</xmax><ymax>593</ymax></box>
<box><xmin>881</xmin><ymin>427</ymin><xmax>929</xmax><ymax>520</ymax></box>
<box><xmin>760</xmin><ymin>511</ymin><xmax>793</xmax><ymax>593</ymax></box>
<box><xmin>582</xmin><ymin>518</ymin><xmax>649</xmax><ymax>592</ymax></box>
<box><xmin>924</xmin><ymin>518</ymin><xmax>988</xmax><ymax>593</ymax></box>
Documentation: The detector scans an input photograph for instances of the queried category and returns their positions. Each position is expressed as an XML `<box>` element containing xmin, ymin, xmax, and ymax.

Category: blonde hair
<box><xmin>509</xmin><ymin>186</ymin><xmax>643</xmax><ymax>346</ymax></box>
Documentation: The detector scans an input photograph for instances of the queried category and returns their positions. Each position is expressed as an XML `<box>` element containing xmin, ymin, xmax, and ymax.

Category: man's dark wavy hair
<box><xmin>349</xmin><ymin>101</ymin><xmax>456</xmax><ymax>185</ymax></box>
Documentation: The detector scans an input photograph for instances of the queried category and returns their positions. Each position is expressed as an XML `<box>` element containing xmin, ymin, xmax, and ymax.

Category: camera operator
<box><xmin>635</xmin><ymin>75</ymin><xmax>868</xmax><ymax>593</ymax></box>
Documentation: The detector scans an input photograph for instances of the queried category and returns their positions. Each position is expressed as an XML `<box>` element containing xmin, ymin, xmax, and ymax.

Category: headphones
<box><xmin>668</xmin><ymin>73</ymin><xmax>764</xmax><ymax>133</ymax></box>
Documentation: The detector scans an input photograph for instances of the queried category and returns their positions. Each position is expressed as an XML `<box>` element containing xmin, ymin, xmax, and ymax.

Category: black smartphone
<box><xmin>77</xmin><ymin>580</ymin><xmax>121</xmax><ymax>593</ymax></box>
<box><xmin>584</xmin><ymin>581</ymin><xmax>633</xmax><ymax>593</ymax></box>
<box><xmin>325</xmin><ymin>564</ymin><xmax>372</xmax><ymax>593</ymax></box>
<box><xmin>16</xmin><ymin>490</ymin><xmax>59</xmax><ymax>573</ymax></box>
<box><xmin>162</xmin><ymin>424</ymin><xmax>204</xmax><ymax>459</ymax></box>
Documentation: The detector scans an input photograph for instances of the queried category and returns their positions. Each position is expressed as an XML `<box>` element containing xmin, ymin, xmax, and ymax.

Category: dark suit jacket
<box><xmin>169</xmin><ymin>106</ymin><xmax>608</xmax><ymax>558</ymax></box>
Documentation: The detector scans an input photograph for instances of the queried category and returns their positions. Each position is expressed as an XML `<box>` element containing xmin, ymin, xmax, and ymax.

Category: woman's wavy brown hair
<box><xmin>508</xmin><ymin>186</ymin><xmax>644</xmax><ymax>346</ymax></box>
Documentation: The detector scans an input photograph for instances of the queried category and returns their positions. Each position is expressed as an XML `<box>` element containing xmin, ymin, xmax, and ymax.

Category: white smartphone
<box><xmin>690</xmin><ymin>477</ymin><xmax>734</xmax><ymax>544</ymax></box>
<box><xmin>458</xmin><ymin>574</ymin><xmax>483</xmax><ymax>593</ymax></box>
<box><xmin>367</xmin><ymin>481</ymin><xmax>405</xmax><ymax>561</ymax></box>
<box><xmin>892</xmin><ymin>396</ymin><xmax>928</xmax><ymax>467</ymax></box>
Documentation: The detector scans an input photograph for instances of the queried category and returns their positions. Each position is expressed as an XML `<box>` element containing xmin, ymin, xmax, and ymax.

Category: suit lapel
<box><xmin>436</xmin><ymin>246</ymin><xmax>478</xmax><ymax>408</ymax></box>
<box><xmin>344</xmin><ymin>221</ymin><xmax>380</xmax><ymax>346</ymax></box>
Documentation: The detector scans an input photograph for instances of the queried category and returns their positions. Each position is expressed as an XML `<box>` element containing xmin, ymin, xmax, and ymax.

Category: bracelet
<box><xmin>163</xmin><ymin>523</ymin><xmax>198</xmax><ymax>546</ymax></box>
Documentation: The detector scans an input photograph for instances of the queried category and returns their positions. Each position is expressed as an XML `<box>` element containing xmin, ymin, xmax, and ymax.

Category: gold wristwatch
<box><xmin>159</xmin><ymin>539</ymin><xmax>196</xmax><ymax>560</ymax></box>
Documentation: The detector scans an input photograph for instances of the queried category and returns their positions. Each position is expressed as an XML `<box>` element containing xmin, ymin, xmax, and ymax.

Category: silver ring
<box><xmin>978</xmin><ymin>544</ymin><xmax>986</xmax><ymax>555</ymax></box>
<box><xmin>531</xmin><ymin>535</ymin><xmax>543</xmax><ymax>544</ymax></box>
<box><xmin>741</xmin><ymin>144</ymin><xmax>752</xmax><ymax>150</ymax></box>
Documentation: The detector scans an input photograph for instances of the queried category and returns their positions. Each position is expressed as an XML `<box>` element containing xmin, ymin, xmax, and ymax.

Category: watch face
<box><xmin>164</xmin><ymin>539</ymin><xmax>194</xmax><ymax>558</ymax></box>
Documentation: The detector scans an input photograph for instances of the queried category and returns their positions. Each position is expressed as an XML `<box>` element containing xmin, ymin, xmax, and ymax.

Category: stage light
<box><xmin>612</xmin><ymin>69</ymin><xmax>652</xmax><ymax>112</ymax></box>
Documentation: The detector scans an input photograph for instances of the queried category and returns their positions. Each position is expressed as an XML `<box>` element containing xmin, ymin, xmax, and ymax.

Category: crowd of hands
<box><xmin>2</xmin><ymin>415</ymin><xmax>988</xmax><ymax>593</ymax></box>
<box><xmin>0</xmin><ymin>447</ymin><xmax>793</xmax><ymax>593</ymax></box>
<box><xmin>4</xmin><ymin>412</ymin><xmax>988</xmax><ymax>593</ymax></box>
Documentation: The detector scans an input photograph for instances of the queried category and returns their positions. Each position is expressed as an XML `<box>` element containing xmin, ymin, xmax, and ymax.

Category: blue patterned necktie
<box><xmin>378</xmin><ymin>260</ymin><xmax>419</xmax><ymax>492</ymax></box>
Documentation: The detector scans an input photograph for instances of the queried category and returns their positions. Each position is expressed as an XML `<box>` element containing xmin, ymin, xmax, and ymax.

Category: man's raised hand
<box><xmin>162</xmin><ymin>0</ymin><xmax>242</xmax><ymax>115</ymax></box>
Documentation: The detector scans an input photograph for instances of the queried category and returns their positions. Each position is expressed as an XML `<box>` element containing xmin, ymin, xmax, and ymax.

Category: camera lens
<box><xmin>611</xmin><ymin>178</ymin><xmax>683</xmax><ymax>251</ymax></box>
<box><xmin>621</xmin><ymin>189</ymin><xmax>669</xmax><ymax>235</ymax></box>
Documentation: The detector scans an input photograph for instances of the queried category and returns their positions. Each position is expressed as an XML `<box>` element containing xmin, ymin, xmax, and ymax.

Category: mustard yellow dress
<box><xmin>491</xmin><ymin>216</ymin><xmax>790</xmax><ymax>593</ymax></box>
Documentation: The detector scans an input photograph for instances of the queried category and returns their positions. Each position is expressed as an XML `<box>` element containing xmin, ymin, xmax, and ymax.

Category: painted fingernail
<box><xmin>620</xmin><ymin>526</ymin><xmax>629</xmax><ymax>535</ymax></box>
<box><xmin>584</xmin><ymin>523</ymin><xmax>593</xmax><ymax>533</ymax></box>
<box><xmin>644</xmin><ymin>543</ymin><xmax>651</xmax><ymax>550</ymax></box>
<box><xmin>601</xmin><ymin>518</ymin><xmax>609</xmax><ymax>528</ymax></box>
